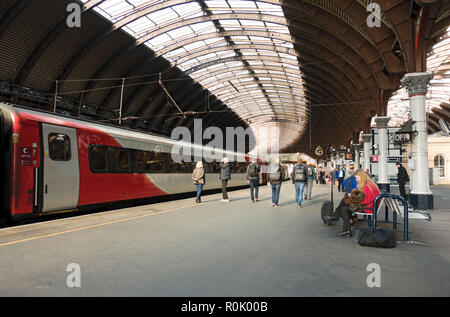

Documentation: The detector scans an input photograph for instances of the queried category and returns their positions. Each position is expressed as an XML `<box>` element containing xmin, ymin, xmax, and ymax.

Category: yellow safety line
<box><xmin>0</xmin><ymin>204</ymin><xmax>191</xmax><ymax>248</ymax></box>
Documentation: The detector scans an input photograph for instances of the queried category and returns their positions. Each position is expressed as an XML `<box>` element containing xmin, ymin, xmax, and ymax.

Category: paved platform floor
<box><xmin>0</xmin><ymin>182</ymin><xmax>449</xmax><ymax>296</ymax></box>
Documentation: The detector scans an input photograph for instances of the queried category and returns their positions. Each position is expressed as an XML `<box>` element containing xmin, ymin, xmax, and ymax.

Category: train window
<box><xmin>89</xmin><ymin>145</ymin><xmax>108</xmax><ymax>172</ymax></box>
<box><xmin>203</xmin><ymin>162</ymin><xmax>213</xmax><ymax>173</ymax></box>
<box><xmin>115</xmin><ymin>149</ymin><xmax>130</xmax><ymax>172</ymax></box>
<box><xmin>48</xmin><ymin>133</ymin><xmax>71</xmax><ymax>161</ymax></box>
<box><xmin>136</xmin><ymin>150</ymin><xmax>164</xmax><ymax>173</ymax></box>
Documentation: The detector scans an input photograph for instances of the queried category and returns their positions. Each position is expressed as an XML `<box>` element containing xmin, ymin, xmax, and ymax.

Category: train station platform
<box><xmin>0</xmin><ymin>183</ymin><xmax>449</xmax><ymax>297</ymax></box>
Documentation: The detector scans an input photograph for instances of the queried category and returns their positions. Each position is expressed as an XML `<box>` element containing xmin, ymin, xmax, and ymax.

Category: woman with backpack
<box><xmin>268</xmin><ymin>159</ymin><xmax>283</xmax><ymax>207</ymax></box>
<box><xmin>192</xmin><ymin>161</ymin><xmax>205</xmax><ymax>203</ymax></box>
<box><xmin>246</xmin><ymin>158</ymin><xmax>260</xmax><ymax>203</ymax></box>
<box><xmin>220</xmin><ymin>157</ymin><xmax>231</xmax><ymax>202</ymax></box>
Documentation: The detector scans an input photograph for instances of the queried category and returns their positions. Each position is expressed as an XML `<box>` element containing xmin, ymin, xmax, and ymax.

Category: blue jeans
<box><xmin>249</xmin><ymin>179</ymin><xmax>259</xmax><ymax>200</ymax></box>
<box><xmin>271</xmin><ymin>184</ymin><xmax>281</xmax><ymax>205</ymax></box>
<box><xmin>196</xmin><ymin>184</ymin><xmax>203</xmax><ymax>200</ymax></box>
<box><xmin>294</xmin><ymin>182</ymin><xmax>306</xmax><ymax>206</ymax></box>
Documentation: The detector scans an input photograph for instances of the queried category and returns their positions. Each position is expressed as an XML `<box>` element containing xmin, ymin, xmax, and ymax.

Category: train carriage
<box><xmin>0</xmin><ymin>102</ymin><xmax>267</xmax><ymax>223</ymax></box>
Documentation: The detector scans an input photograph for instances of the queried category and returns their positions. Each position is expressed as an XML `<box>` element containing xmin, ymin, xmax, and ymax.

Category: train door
<box><xmin>0</xmin><ymin>110</ymin><xmax>4</xmax><ymax>215</ymax></box>
<box><xmin>41</xmin><ymin>124</ymin><xmax>79</xmax><ymax>213</ymax></box>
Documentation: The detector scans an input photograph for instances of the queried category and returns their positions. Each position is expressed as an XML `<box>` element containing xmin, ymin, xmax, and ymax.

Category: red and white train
<box><xmin>0</xmin><ymin>102</ymin><xmax>267</xmax><ymax>223</ymax></box>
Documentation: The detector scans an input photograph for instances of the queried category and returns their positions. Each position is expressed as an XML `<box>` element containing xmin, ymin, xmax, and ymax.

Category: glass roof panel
<box><xmin>387</xmin><ymin>26</ymin><xmax>450</xmax><ymax>129</ymax></box>
<box><xmin>89</xmin><ymin>0</ymin><xmax>308</xmax><ymax>152</ymax></box>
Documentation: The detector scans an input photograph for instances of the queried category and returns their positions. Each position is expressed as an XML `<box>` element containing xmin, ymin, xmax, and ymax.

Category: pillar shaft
<box><xmin>374</xmin><ymin>116</ymin><xmax>390</xmax><ymax>188</ymax></box>
<box><xmin>361</xmin><ymin>134</ymin><xmax>372</xmax><ymax>172</ymax></box>
<box><xmin>400</xmin><ymin>71</ymin><xmax>434</xmax><ymax>209</ymax></box>
<box><xmin>353</xmin><ymin>144</ymin><xmax>360</xmax><ymax>170</ymax></box>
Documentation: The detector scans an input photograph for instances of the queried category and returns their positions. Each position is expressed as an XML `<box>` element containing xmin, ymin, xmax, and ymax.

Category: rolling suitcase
<box><xmin>321</xmin><ymin>200</ymin><xmax>334</xmax><ymax>225</ymax></box>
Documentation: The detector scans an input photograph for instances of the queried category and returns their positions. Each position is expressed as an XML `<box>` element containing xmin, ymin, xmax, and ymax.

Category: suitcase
<box><xmin>321</xmin><ymin>200</ymin><xmax>334</xmax><ymax>225</ymax></box>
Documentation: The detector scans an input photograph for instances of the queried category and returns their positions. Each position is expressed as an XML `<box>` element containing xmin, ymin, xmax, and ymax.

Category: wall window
<box><xmin>48</xmin><ymin>133</ymin><xmax>71</xmax><ymax>161</ymax></box>
<box><xmin>434</xmin><ymin>154</ymin><xmax>445</xmax><ymax>177</ymax></box>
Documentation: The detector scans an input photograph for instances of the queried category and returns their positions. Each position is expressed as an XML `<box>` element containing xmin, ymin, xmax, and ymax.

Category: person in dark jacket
<box><xmin>220</xmin><ymin>157</ymin><xmax>231</xmax><ymax>202</ymax></box>
<box><xmin>337</xmin><ymin>166</ymin><xmax>345</xmax><ymax>192</ymax></box>
<box><xmin>246</xmin><ymin>158</ymin><xmax>260</xmax><ymax>203</ymax></box>
<box><xmin>268</xmin><ymin>159</ymin><xmax>284</xmax><ymax>207</ymax></box>
<box><xmin>396</xmin><ymin>162</ymin><xmax>410</xmax><ymax>200</ymax></box>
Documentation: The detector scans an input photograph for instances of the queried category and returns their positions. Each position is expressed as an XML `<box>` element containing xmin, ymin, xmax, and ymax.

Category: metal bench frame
<box><xmin>353</xmin><ymin>193</ymin><xmax>431</xmax><ymax>242</ymax></box>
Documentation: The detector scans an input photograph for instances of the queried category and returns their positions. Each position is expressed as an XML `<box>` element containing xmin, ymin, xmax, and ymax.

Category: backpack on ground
<box><xmin>321</xmin><ymin>200</ymin><xmax>334</xmax><ymax>225</ymax></box>
<box><xmin>248</xmin><ymin>164</ymin><xmax>258</xmax><ymax>177</ymax></box>
<box><xmin>357</xmin><ymin>228</ymin><xmax>396</xmax><ymax>248</ymax></box>
<box><xmin>294</xmin><ymin>165</ymin><xmax>307</xmax><ymax>182</ymax></box>
<box><xmin>270</xmin><ymin>166</ymin><xmax>281</xmax><ymax>181</ymax></box>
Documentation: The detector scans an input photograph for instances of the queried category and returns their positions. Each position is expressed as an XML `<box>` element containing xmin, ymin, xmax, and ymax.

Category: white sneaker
<box><xmin>221</xmin><ymin>199</ymin><xmax>230</xmax><ymax>202</ymax></box>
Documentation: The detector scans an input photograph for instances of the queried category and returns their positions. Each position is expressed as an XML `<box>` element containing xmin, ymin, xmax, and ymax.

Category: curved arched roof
<box><xmin>0</xmin><ymin>0</ymin><xmax>448</xmax><ymax>154</ymax></box>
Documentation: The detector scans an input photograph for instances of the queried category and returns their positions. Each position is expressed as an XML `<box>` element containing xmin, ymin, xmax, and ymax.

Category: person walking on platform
<box><xmin>268</xmin><ymin>159</ymin><xmax>283</xmax><ymax>207</ymax></box>
<box><xmin>220</xmin><ymin>157</ymin><xmax>231</xmax><ymax>202</ymax></box>
<box><xmin>304</xmin><ymin>164</ymin><xmax>316</xmax><ymax>200</ymax></box>
<box><xmin>396</xmin><ymin>162</ymin><xmax>410</xmax><ymax>201</ymax></box>
<box><xmin>291</xmin><ymin>160</ymin><xmax>307</xmax><ymax>208</ymax></box>
<box><xmin>246</xmin><ymin>158</ymin><xmax>260</xmax><ymax>203</ymax></box>
<box><xmin>192</xmin><ymin>161</ymin><xmax>205</xmax><ymax>203</ymax></box>
<box><xmin>337</xmin><ymin>166</ymin><xmax>345</xmax><ymax>192</ymax></box>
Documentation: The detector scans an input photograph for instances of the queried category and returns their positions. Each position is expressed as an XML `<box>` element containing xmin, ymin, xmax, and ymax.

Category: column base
<box><xmin>409</xmin><ymin>194</ymin><xmax>434</xmax><ymax>210</ymax></box>
<box><xmin>378</xmin><ymin>183</ymin><xmax>390</xmax><ymax>193</ymax></box>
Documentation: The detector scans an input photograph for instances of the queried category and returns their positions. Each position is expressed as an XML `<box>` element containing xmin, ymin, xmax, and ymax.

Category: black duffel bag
<box><xmin>357</xmin><ymin>228</ymin><xmax>396</xmax><ymax>248</ymax></box>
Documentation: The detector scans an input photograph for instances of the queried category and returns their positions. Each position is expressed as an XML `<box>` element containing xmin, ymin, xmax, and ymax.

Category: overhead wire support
<box><xmin>53</xmin><ymin>80</ymin><xmax>59</xmax><ymax>113</ymax></box>
<box><xmin>119</xmin><ymin>77</ymin><xmax>125</xmax><ymax>125</ymax></box>
<box><xmin>158</xmin><ymin>72</ymin><xmax>186</xmax><ymax>119</ymax></box>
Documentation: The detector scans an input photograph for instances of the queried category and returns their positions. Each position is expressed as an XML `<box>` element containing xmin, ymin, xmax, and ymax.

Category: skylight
<box><xmin>80</xmin><ymin>0</ymin><xmax>309</xmax><ymax>153</ymax></box>
<box><xmin>387</xmin><ymin>25</ymin><xmax>450</xmax><ymax>130</ymax></box>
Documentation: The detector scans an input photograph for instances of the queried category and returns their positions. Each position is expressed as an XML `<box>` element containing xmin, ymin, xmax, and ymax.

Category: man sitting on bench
<box><xmin>324</xmin><ymin>169</ymin><xmax>381</xmax><ymax>237</ymax></box>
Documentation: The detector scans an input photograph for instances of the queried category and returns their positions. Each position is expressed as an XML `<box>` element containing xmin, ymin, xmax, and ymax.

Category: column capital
<box><xmin>374</xmin><ymin>116</ymin><xmax>390</xmax><ymax>128</ymax></box>
<box><xmin>400</xmin><ymin>71</ymin><xmax>434</xmax><ymax>97</ymax></box>
<box><xmin>361</xmin><ymin>134</ymin><xmax>372</xmax><ymax>143</ymax></box>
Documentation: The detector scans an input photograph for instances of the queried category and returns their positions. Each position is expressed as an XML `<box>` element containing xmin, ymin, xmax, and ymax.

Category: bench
<box><xmin>352</xmin><ymin>193</ymin><xmax>431</xmax><ymax>242</ymax></box>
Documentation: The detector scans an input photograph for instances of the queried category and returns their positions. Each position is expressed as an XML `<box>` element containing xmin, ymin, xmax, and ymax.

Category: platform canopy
<box><xmin>78</xmin><ymin>0</ymin><xmax>309</xmax><ymax>152</ymax></box>
<box><xmin>0</xmin><ymin>0</ymin><xmax>448</xmax><ymax>155</ymax></box>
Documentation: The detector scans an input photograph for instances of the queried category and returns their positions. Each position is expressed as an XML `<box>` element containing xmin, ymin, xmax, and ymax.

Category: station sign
<box><xmin>393</xmin><ymin>132</ymin><xmax>411</xmax><ymax>144</ymax></box>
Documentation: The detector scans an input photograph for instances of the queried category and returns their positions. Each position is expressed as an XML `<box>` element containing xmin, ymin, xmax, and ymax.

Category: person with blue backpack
<box><xmin>342</xmin><ymin>168</ymin><xmax>357</xmax><ymax>196</ymax></box>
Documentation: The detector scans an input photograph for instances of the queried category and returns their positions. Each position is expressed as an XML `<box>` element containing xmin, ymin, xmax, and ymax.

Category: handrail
<box><xmin>372</xmin><ymin>193</ymin><xmax>409</xmax><ymax>241</ymax></box>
